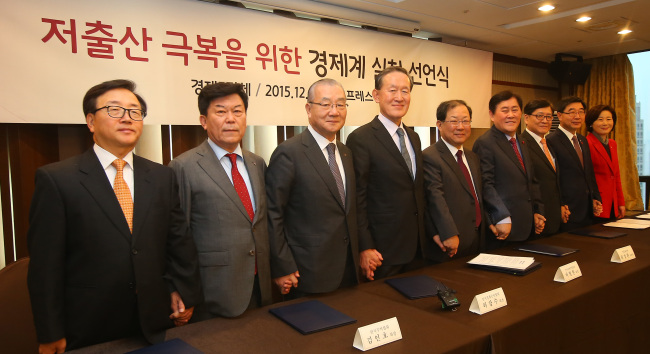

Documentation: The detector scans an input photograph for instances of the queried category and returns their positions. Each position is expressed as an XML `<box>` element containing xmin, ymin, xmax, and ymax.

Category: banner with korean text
<box><xmin>0</xmin><ymin>0</ymin><xmax>493</xmax><ymax>127</ymax></box>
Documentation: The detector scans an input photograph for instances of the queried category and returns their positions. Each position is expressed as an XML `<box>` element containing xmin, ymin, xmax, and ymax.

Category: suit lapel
<box><xmin>339</xmin><ymin>142</ymin><xmax>354</xmax><ymax>213</ymax></box>
<box><xmin>555</xmin><ymin>130</ymin><xmax>584</xmax><ymax>169</ymax></box>
<box><xmin>301</xmin><ymin>131</ymin><xmax>345</xmax><ymax>210</ymax></box>
<box><xmin>242</xmin><ymin>150</ymin><xmax>264</xmax><ymax>223</ymax></box>
<box><xmin>492</xmin><ymin>126</ymin><xmax>526</xmax><ymax>176</ymax></box>
<box><xmin>78</xmin><ymin>149</ymin><xmax>131</xmax><ymax>243</ymax></box>
<box><xmin>371</xmin><ymin>117</ymin><xmax>413</xmax><ymax>180</ymax></box>
<box><xmin>132</xmin><ymin>156</ymin><xmax>153</xmax><ymax>243</ymax></box>
<box><xmin>523</xmin><ymin>131</ymin><xmax>555</xmax><ymax>173</ymax></box>
<box><xmin>589</xmin><ymin>134</ymin><xmax>615</xmax><ymax>173</ymax></box>
<box><xmin>436</xmin><ymin>141</ymin><xmax>474</xmax><ymax>198</ymax></box>
<box><xmin>467</xmin><ymin>152</ymin><xmax>483</xmax><ymax>198</ymax></box>
<box><xmin>196</xmin><ymin>141</ymin><xmax>252</xmax><ymax>222</ymax></box>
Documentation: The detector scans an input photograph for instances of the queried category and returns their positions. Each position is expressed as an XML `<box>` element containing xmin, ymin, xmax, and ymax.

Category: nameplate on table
<box><xmin>469</xmin><ymin>287</ymin><xmax>507</xmax><ymax>315</ymax></box>
<box><xmin>611</xmin><ymin>245</ymin><xmax>636</xmax><ymax>263</ymax></box>
<box><xmin>353</xmin><ymin>317</ymin><xmax>402</xmax><ymax>351</ymax></box>
<box><xmin>554</xmin><ymin>261</ymin><xmax>582</xmax><ymax>283</ymax></box>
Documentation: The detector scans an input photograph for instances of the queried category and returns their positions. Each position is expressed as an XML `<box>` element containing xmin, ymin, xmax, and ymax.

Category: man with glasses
<box><xmin>169</xmin><ymin>82</ymin><xmax>272</xmax><ymax>321</ymax></box>
<box><xmin>472</xmin><ymin>91</ymin><xmax>545</xmax><ymax>249</ymax></box>
<box><xmin>266</xmin><ymin>79</ymin><xmax>359</xmax><ymax>298</ymax></box>
<box><xmin>521</xmin><ymin>99</ymin><xmax>570</xmax><ymax>236</ymax></box>
<box><xmin>347</xmin><ymin>66</ymin><xmax>426</xmax><ymax>280</ymax></box>
<box><xmin>423</xmin><ymin>100</ymin><xmax>484</xmax><ymax>262</ymax></box>
<box><xmin>547</xmin><ymin>96</ymin><xmax>602</xmax><ymax>231</ymax></box>
<box><xmin>27</xmin><ymin>79</ymin><xmax>202</xmax><ymax>353</ymax></box>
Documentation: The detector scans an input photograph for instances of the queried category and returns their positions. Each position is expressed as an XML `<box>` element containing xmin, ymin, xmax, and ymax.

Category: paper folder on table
<box><xmin>514</xmin><ymin>244</ymin><xmax>579</xmax><ymax>257</ymax></box>
<box><xmin>126</xmin><ymin>338</ymin><xmax>202</xmax><ymax>354</ymax></box>
<box><xmin>467</xmin><ymin>253</ymin><xmax>541</xmax><ymax>276</ymax></box>
<box><xmin>385</xmin><ymin>275</ymin><xmax>446</xmax><ymax>299</ymax></box>
<box><xmin>570</xmin><ymin>228</ymin><xmax>627</xmax><ymax>238</ymax></box>
<box><xmin>269</xmin><ymin>300</ymin><xmax>356</xmax><ymax>335</ymax></box>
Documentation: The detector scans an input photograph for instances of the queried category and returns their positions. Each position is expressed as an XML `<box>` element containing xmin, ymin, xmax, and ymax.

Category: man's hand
<box><xmin>274</xmin><ymin>271</ymin><xmax>300</xmax><ymax>295</ymax></box>
<box><xmin>489</xmin><ymin>223</ymin><xmax>511</xmax><ymax>240</ymax></box>
<box><xmin>39</xmin><ymin>338</ymin><xmax>66</xmax><ymax>354</ymax></box>
<box><xmin>533</xmin><ymin>213</ymin><xmax>546</xmax><ymax>234</ymax></box>
<box><xmin>433</xmin><ymin>235</ymin><xmax>459</xmax><ymax>258</ymax></box>
<box><xmin>360</xmin><ymin>249</ymin><xmax>383</xmax><ymax>281</ymax></box>
<box><xmin>561</xmin><ymin>205</ymin><xmax>571</xmax><ymax>223</ymax></box>
<box><xmin>617</xmin><ymin>206</ymin><xmax>626</xmax><ymax>219</ymax></box>
<box><xmin>170</xmin><ymin>291</ymin><xmax>194</xmax><ymax>326</ymax></box>
<box><xmin>593</xmin><ymin>200</ymin><xmax>603</xmax><ymax>216</ymax></box>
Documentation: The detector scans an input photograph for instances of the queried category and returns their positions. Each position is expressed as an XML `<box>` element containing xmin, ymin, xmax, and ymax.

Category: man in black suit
<box><xmin>472</xmin><ymin>91</ymin><xmax>545</xmax><ymax>249</ymax></box>
<box><xmin>423</xmin><ymin>100</ymin><xmax>484</xmax><ymax>262</ymax></box>
<box><xmin>521</xmin><ymin>99</ymin><xmax>570</xmax><ymax>236</ymax></box>
<box><xmin>27</xmin><ymin>80</ymin><xmax>202</xmax><ymax>353</ymax></box>
<box><xmin>546</xmin><ymin>96</ymin><xmax>602</xmax><ymax>231</ymax></box>
<box><xmin>346</xmin><ymin>66</ymin><xmax>426</xmax><ymax>280</ymax></box>
<box><xmin>266</xmin><ymin>79</ymin><xmax>359</xmax><ymax>298</ymax></box>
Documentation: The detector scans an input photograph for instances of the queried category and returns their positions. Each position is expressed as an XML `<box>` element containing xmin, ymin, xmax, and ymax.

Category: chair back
<box><xmin>0</xmin><ymin>257</ymin><xmax>38</xmax><ymax>353</ymax></box>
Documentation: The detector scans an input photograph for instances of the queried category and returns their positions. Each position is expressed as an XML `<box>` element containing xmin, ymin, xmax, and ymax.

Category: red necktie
<box><xmin>227</xmin><ymin>153</ymin><xmax>254</xmax><ymax>221</ymax></box>
<box><xmin>509</xmin><ymin>137</ymin><xmax>526</xmax><ymax>173</ymax></box>
<box><xmin>456</xmin><ymin>150</ymin><xmax>481</xmax><ymax>228</ymax></box>
<box><xmin>227</xmin><ymin>153</ymin><xmax>256</xmax><ymax>274</ymax></box>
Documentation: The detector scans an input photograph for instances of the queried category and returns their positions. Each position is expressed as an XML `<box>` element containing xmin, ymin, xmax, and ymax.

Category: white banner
<box><xmin>0</xmin><ymin>0</ymin><xmax>493</xmax><ymax>127</ymax></box>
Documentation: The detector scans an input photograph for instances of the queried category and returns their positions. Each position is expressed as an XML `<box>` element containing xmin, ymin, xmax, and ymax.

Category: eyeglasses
<box><xmin>94</xmin><ymin>105</ymin><xmax>146</xmax><ymax>121</ymax></box>
<box><xmin>529</xmin><ymin>114</ymin><xmax>553</xmax><ymax>121</ymax></box>
<box><xmin>308</xmin><ymin>102</ymin><xmax>348</xmax><ymax>111</ymax></box>
<box><xmin>560</xmin><ymin>110</ymin><xmax>585</xmax><ymax>118</ymax></box>
<box><xmin>444</xmin><ymin>120</ymin><xmax>472</xmax><ymax>127</ymax></box>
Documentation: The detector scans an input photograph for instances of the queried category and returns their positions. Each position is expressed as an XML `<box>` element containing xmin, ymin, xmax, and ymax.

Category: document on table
<box><xmin>467</xmin><ymin>253</ymin><xmax>535</xmax><ymax>271</ymax></box>
<box><xmin>616</xmin><ymin>218</ymin><xmax>650</xmax><ymax>225</ymax></box>
<box><xmin>635</xmin><ymin>213</ymin><xmax>650</xmax><ymax>219</ymax></box>
<box><xmin>603</xmin><ymin>221</ymin><xmax>650</xmax><ymax>229</ymax></box>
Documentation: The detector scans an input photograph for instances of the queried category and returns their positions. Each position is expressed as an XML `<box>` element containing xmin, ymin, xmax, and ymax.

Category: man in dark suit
<box><xmin>346</xmin><ymin>66</ymin><xmax>426</xmax><ymax>280</ymax></box>
<box><xmin>266</xmin><ymin>79</ymin><xmax>359</xmax><ymax>298</ymax></box>
<box><xmin>27</xmin><ymin>80</ymin><xmax>202</xmax><ymax>353</ymax></box>
<box><xmin>423</xmin><ymin>100</ymin><xmax>484</xmax><ymax>262</ymax></box>
<box><xmin>546</xmin><ymin>96</ymin><xmax>602</xmax><ymax>231</ymax></box>
<box><xmin>472</xmin><ymin>91</ymin><xmax>545</xmax><ymax>249</ymax></box>
<box><xmin>521</xmin><ymin>99</ymin><xmax>570</xmax><ymax>237</ymax></box>
<box><xmin>169</xmin><ymin>83</ymin><xmax>272</xmax><ymax>321</ymax></box>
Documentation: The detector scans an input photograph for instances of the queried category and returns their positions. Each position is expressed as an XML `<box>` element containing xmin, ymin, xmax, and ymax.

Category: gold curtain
<box><xmin>574</xmin><ymin>54</ymin><xmax>644</xmax><ymax>210</ymax></box>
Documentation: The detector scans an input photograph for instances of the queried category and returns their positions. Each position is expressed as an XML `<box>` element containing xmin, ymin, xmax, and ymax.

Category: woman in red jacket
<box><xmin>585</xmin><ymin>105</ymin><xmax>625</xmax><ymax>220</ymax></box>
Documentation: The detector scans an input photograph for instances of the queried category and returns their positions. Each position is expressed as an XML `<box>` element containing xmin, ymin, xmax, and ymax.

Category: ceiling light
<box><xmin>576</xmin><ymin>16</ymin><xmax>591</xmax><ymax>22</ymax></box>
<box><xmin>538</xmin><ymin>5</ymin><xmax>555</xmax><ymax>12</ymax></box>
<box><xmin>618</xmin><ymin>29</ymin><xmax>632</xmax><ymax>34</ymax></box>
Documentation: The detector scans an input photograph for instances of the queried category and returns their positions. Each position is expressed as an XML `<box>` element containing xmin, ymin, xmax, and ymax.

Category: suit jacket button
<box><xmin>343</xmin><ymin>238</ymin><xmax>349</xmax><ymax>243</ymax></box>
<box><xmin>131</xmin><ymin>249</ymin><xmax>138</xmax><ymax>255</ymax></box>
<box><xmin>249</xmin><ymin>250</ymin><xmax>255</xmax><ymax>256</ymax></box>
<box><xmin>128</xmin><ymin>282</ymin><xmax>135</xmax><ymax>289</ymax></box>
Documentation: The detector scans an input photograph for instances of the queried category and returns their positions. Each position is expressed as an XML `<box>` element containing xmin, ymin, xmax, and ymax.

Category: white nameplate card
<box><xmin>611</xmin><ymin>245</ymin><xmax>636</xmax><ymax>263</ymax></box>
<box><xmin>554</xmin><ymin>261</ymin><xmax>582</xmax><ymax>282</ymax></box>
<box><xmin>467</xmin><ymin>253</ymin><xmax>535</xmax><ymax>270</ymax></box>
<box><xmin>469</xmin><ymin>287</ymin><xmax>507</xmax><ymax>315</ymax></box>
<box><xmin>353</xmin><ymin>317</ymin><xmax>402</xmax><ymax>351</ymax></box>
